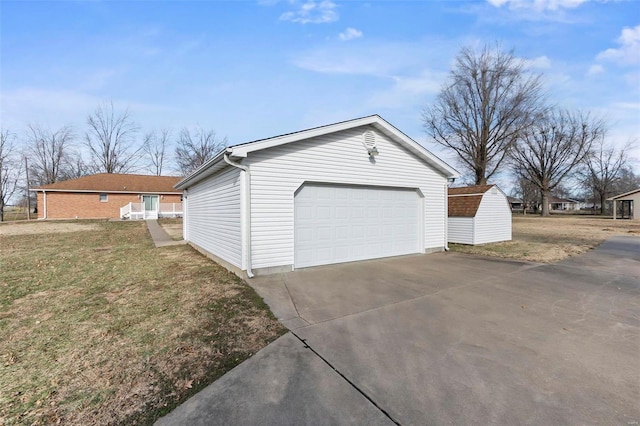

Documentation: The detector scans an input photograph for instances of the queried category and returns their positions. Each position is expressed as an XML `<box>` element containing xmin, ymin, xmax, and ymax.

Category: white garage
<box><xmin>176</xmin><ymin>115</ymin><xmax>458</xmax><ymax>277</ymax></box>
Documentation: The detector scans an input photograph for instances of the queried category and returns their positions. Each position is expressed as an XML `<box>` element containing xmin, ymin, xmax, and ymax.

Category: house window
<box><xmin>99</xmin><ymin>193</ymin><xmax>108</xmax><ymax>202</ymax></box>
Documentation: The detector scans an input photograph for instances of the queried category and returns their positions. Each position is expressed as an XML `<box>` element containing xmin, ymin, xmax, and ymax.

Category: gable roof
<box><xmin>31</xmin><ymin>173</ymin><xmax>183</xmax><ymax>194</ymax></box>
<box><xmin>608</xmin><ymin>188</ymin><xmax>640</xmax><ymax>200</ymax></box>
<box><xmin>448</xmin><ymin>185</ymin><xmax>496</xmax><ymax>217</ymax></box>
<box><xmin>176</xmin><ymin>115</ymin><xmax>459</xmax><ymax>189</ymax></box>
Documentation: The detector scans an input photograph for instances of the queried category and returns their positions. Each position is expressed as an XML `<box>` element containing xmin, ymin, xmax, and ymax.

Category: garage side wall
<box><xmin>474</xmin><ymin>191</ymin><xmax>512</xmax><ymax>244</ymax></box>
<box><xmin>447</xmin><ymin>217</ymin><xmax>474</xmax><ymax>244</ymax></box>
<box><xmin>185</xmin><ymin>167</ymin><xmax>242</xmax><ymax>268</ymax></box>
<box><xmin>247</xmin><ymin>126</ymin><xmax>448</xmax><ymax>270</ymax></box>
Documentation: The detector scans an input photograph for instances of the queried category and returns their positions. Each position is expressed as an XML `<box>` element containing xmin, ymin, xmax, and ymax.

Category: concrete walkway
<box><xmin>146</xmin><ymin>220</ymin><xmax>186</xmax><ymax>247</ymax></box>
<box><xmin>156</xmin><ymin>236</ymin><xmax>640</xmax><ymax>425</ymax></box>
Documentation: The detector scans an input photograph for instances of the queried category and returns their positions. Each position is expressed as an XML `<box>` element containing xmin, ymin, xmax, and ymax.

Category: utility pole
<box><xmin>25</xmin><ymin>156</ymin><xmax>31</xmax><ymax>220</ymax></box>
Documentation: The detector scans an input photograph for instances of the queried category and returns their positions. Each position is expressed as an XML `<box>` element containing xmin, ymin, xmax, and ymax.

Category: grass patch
<box><xmin>0</xmin><ymin>220</ymin><xmax>286</xmax><ymax>425</ymax></box>
<box><xmin>449</xmin><ymin>215</ymin><xmax>640</xmax><ymax>262</ymax></box>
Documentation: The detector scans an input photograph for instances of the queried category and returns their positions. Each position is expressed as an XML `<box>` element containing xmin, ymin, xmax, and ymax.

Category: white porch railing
<box><xmin>120</xmin><ymin>202</ymin><xmax>183</xmax><ymax>220</ymax></box>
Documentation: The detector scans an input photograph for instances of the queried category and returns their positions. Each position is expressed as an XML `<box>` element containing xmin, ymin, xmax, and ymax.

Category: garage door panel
<box><xmin>295</xmin><ymin>184</ymin><xmax>421</xmax><ymax>268</ymax></box>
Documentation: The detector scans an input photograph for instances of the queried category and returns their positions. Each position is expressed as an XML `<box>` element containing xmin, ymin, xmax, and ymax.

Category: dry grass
<box><xmin>450</xmin><ymin>215</ymin><xmax>640</xmax><ymax>262</ymax></box>
<box><xmin>0</xmin><ymin>220</ymin><xmax>285</xmax><ymax>425</ymax></box>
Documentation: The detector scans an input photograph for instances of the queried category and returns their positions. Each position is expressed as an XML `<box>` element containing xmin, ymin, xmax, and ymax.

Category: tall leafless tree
<box><xmin>143</xmin><ymin>128</ymin><xmax>172</xmax><ymax>176</ymax></box>
<box><xmin>580</xmin><ymin>137</ymin><xmax>635</xmax><ymax>215</ymax></box>
<box><xmin>84</xmin><ymin>101</ymin><xmax>140</xmax><ymax>174</ymax></box>
<box><xmin>512</xmin><ymin>175</ymin><xmax>539</xmax><ymax>214</ymax></box>
<box><xmin>615</xmin><ymin>166</ymin><xmax>640</xmax><ymax>194</ymax></box>
<box><xmin>423</xmin><ymin>44</ymin><xmax>545</xmax><ymax>185</ymax></box>
<box><xmin>0</xmin><ymin>129</ymin><xmax>22</xmax><ymax>221</ymax></box>
<box><xmin>510</xmin><ymin>109</ymin><xmax>604</xmax><ymax>216</ymax></box>
<box><xmin>26</xmin><ymin>124</ymin><xmax>75</xmax><ymax>185</ymax></box>
<box><xmin>175</xmin><ymin>127</ymin><xmax>227</xmax><ymax>175</ymax></box>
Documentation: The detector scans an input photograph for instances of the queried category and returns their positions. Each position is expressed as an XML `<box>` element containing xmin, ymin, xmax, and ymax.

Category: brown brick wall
<box><xmin>36</xmin><ymin>192</ymin><xmax>182</xmax><ymax>219</ymax></box>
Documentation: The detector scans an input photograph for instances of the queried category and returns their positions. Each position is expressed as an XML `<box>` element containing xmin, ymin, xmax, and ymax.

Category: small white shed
<box><xmin>448</xmin><ymin>185</ymin><xmax>512</xmax><ymax>245</ymax></box>
<box><xmin>175</xmin><ymin>115</ymin><xmax>459</xmax><ymax>277</ymax></box>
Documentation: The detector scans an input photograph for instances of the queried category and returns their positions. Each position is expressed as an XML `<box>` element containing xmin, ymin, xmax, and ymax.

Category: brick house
<box><xmin>30</xmin><ymin>174</ymin><xmax>183</xmax><ymax>220</ymax></box>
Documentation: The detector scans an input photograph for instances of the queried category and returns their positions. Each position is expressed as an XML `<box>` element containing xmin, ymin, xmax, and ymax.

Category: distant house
<box><xmin>30</xmin><ymin>173</ymin><xmax>183</xmax><ymax>220</ymax></box>
<box><xmin>548</xmin><ymin>196</ymin><xmax>579</xmax><ymax>211</ymax></box>
<box><xmin>608</xmin><ymin>188</ymin><xmax>640</xmax><ymax>220</ymax></box>
<box><xmin>448</xmin><ymin>185</ymin><xmax>512</xmax><ymax>245</ymax></box>
<box><xmin>508</xmin><ymin>196</ymin><xmax>523</xmax><ymax>211</ymax></box>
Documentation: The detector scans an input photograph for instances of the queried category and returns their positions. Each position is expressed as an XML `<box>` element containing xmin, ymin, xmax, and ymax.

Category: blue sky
<box><xmin>1</xmin><ymin>0</ymin><xmax>639</xmax><ymax>179</ymax></box>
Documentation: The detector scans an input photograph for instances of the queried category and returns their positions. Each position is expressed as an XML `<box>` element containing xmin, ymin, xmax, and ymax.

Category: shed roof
<box><xmin>448</xmin><ymin>185</ymin><xmax>495</xmax><ymax>217</ymax></box>
<box><xmin>31</xmin><ymin>173</ymin><xmax>183</xmax><ymax>194</ymax></box>
<box><xmin>608</xmin><ymin>188</ymin><xmax>640</xmax><ymax>200</ymax></box>
<box><xmin>176</xmin><ymin>115</ymin><xmax>459</xmax><ymax>189</ymax></box>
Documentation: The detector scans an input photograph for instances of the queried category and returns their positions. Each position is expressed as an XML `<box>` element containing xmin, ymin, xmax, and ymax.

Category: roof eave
<box><xmin>175</xmin><ymin>115</ymin><xmax>460</xmax><ymax>189</ymax></box>
<box><xmin>607</xmin><ymin>188</ymin><xmax>640</xmax><ymax>200</ymax></box>
<box><xmin>174</xmin><ymin>149</ymin><xmax>229</xmax><ymax>189</ymax></box>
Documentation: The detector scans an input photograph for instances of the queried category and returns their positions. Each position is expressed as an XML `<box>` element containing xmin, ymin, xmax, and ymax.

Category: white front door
<box><xmin>142</xmin><ymin>195</ymin><xmax>159</xmax><ymax>219</ymax></box>
<box><xmin>294</xmin><ymin>184</ymin><xmax>421</xmax><ymax>268</ymax></box>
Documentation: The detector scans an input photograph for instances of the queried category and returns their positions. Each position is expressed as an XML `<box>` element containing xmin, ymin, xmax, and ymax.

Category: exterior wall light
<box><xmin>368</xmin><ymin>146</ymin><xmax>379</xmax><ymax>157</ymax></box>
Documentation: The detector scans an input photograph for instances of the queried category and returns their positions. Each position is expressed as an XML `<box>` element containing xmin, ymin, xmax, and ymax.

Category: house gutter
<box><xmin>223</xmin><ymin>152</ymin><xmax>254</xmax><ymax>278</ymax></box>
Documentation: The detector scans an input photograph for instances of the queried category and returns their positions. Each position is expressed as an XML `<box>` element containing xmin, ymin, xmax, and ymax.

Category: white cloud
<box><xmin>486</xmin><ymin>0</ymin><xmax>589</xmax><ymax>11</ymax></box>
<box><xmin>523</xmin><ymin>55</ymin><xmax>552</xmax><ymax>69</ymax></box>
<box><xmin>596</xmin><ymin>25</ymin><xmax>640</xmax><ymax>66</ymax></box>
<box><xmin>280</xmin><ymin>0</ymin><xmax>338</xmax><ymax>24</ymax></box>
<box><xmin>292</xmin><ymin>41</ymin><xmax>432</xmax><ymax>76</ymax></box>
<box><xmin>367</xmin><ymin>71</ymin><xmax>444</xmax><ymax>109</ymax></box>
<box><xmin>587</xmin><ymin>64</ymin><xmax>604</xmax><ymax>75</ymax></box>
<box><xmin>339</xmin><ymin>27</ymin><xmax>362</xmax><ymax>41</ymax></box>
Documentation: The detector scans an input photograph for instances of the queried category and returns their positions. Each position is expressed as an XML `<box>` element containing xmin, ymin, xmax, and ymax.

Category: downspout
<box><xmin>43</xmin><ymin>190</ymin><xmax>47</xmax><ymax>220</ymax></box>
<box><xmin>444</xmin><ymin>182</ymin><xmax>449</xmax><ymax>251</ymax></box>
<box><xmin>224</xmin><ymin>152</ymin><xmax>254</xmax><ymax>278</ymax></box>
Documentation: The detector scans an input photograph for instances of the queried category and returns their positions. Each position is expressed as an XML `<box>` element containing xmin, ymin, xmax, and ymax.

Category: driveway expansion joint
<box><xmin>290</xmin><ymin>331</ymin><xmax>401</xmax><ymax>426</ymax></box>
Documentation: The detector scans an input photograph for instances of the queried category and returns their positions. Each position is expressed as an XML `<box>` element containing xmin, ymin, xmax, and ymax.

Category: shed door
<box><xmin>294</xmin><ymin>184</ymin><xmax>421</xmax><ymax>268</ymax></box>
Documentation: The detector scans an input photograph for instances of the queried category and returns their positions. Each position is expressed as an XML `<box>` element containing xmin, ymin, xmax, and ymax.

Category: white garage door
<box><xmin>294</xmin><ymin>184</ymin><xmax>421</xmax><ymax>268</ymax></box>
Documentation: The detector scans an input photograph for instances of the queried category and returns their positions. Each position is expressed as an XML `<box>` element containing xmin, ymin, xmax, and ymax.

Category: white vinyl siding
<box><xmin>248</xmin><ymin>126</ymin><xmax>447</xmax><ymax>269</ymax></box>
<box><xmin>448</xmin><ymin>217</ymin><xmax>474</xmax><ymax>244</ymax></box>
<box><xmin>295</xmin><ymin>184</ymin><xmax>421</xmax><ymax>268</ymax></box>
<box><xmin>475</xmin><ymin>190</ymin><xmax>512</xmax><ymax>244</ymax></box>
<box><xmin>185</xmin><ymin>167</ymin><xmax>242</xmax><ymax>267</ymax></box>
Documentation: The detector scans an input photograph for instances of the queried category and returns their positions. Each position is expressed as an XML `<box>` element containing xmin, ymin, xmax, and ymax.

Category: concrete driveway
<box><xmin>157</xmin><ymin>236</ymin><xmax>640</xmax><ymax>425</ymax></box>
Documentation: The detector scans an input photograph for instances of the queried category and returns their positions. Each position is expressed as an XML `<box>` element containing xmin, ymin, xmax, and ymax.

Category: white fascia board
<box><xmin>607</xmin><ymin>188</ymin><xmax>640</xmax><ymax>200</ymax></box>
<box><xmin>29</xmin><ymin>188</ymin><xmax>181</xmax><ymax>194</ymax></box>
<box><xmin>229</xmin><ymin>116</ymin><xmax>379</xmax><ymax>158</ymax></box>
<box><xmin>229</xmin><ymin>115</ymin><xmax>460</xmax><ymax>179</ymax></box>
<box><xmin>176</xmin><ymin>114</ymin><xmax>460</xmax><ymax>188</ymax></box>
<box><xmin>174</xmin><ymin>149</ymin><xmax>229</xmax><ymax>189</ymax></box>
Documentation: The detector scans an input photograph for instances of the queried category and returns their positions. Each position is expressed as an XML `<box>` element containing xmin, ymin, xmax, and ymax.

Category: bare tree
<box><xmin>615</xmin><ymin>166</ymin><xmax>640</xmax><ymax>194</ymax></box>
<box><xmin>84</xmin><ymin>101</ymin><xmax>140</xmax><ymax>174</ymax></box>
<box><xmin>0</xmin><ymin>130</ymin><xmax>22</xmax><ymax>221</ymax></box>
<box><xmin>143</xmin><ymin>128</ymin><xmax>172</xmax><ymax>176</ymax></box>
<box><xmin>580</xmin><ymin>137</ymin><xmax>634</xmax><ymax>215</ymax></box>
<box><xmin>26</xmin><ymin>124</ymin><xmax>75</xmax><ymax>185</ymax></box>
<box><xmin>63</xmin><ymin>154</ymin><xmax>90</xmax><ymax>180</ymax></box>
<box><xmin>423</xmin><ymin>44</ymin><xmax>545</xmax><ymax>185</ymax></box>
<box><xmin>510</xmin><ymin>109</ymin><xmax>604</xmax><ymax>216</ymax></box>
<box><xmin>175</xmin><ymin>127</ymin><xmax>227</xmax><ymax>175</ymax></box>
<box><xmin>512</xmin><ymin>175</ymin><xmax>539</xmax><ymax>214</ymax></box>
